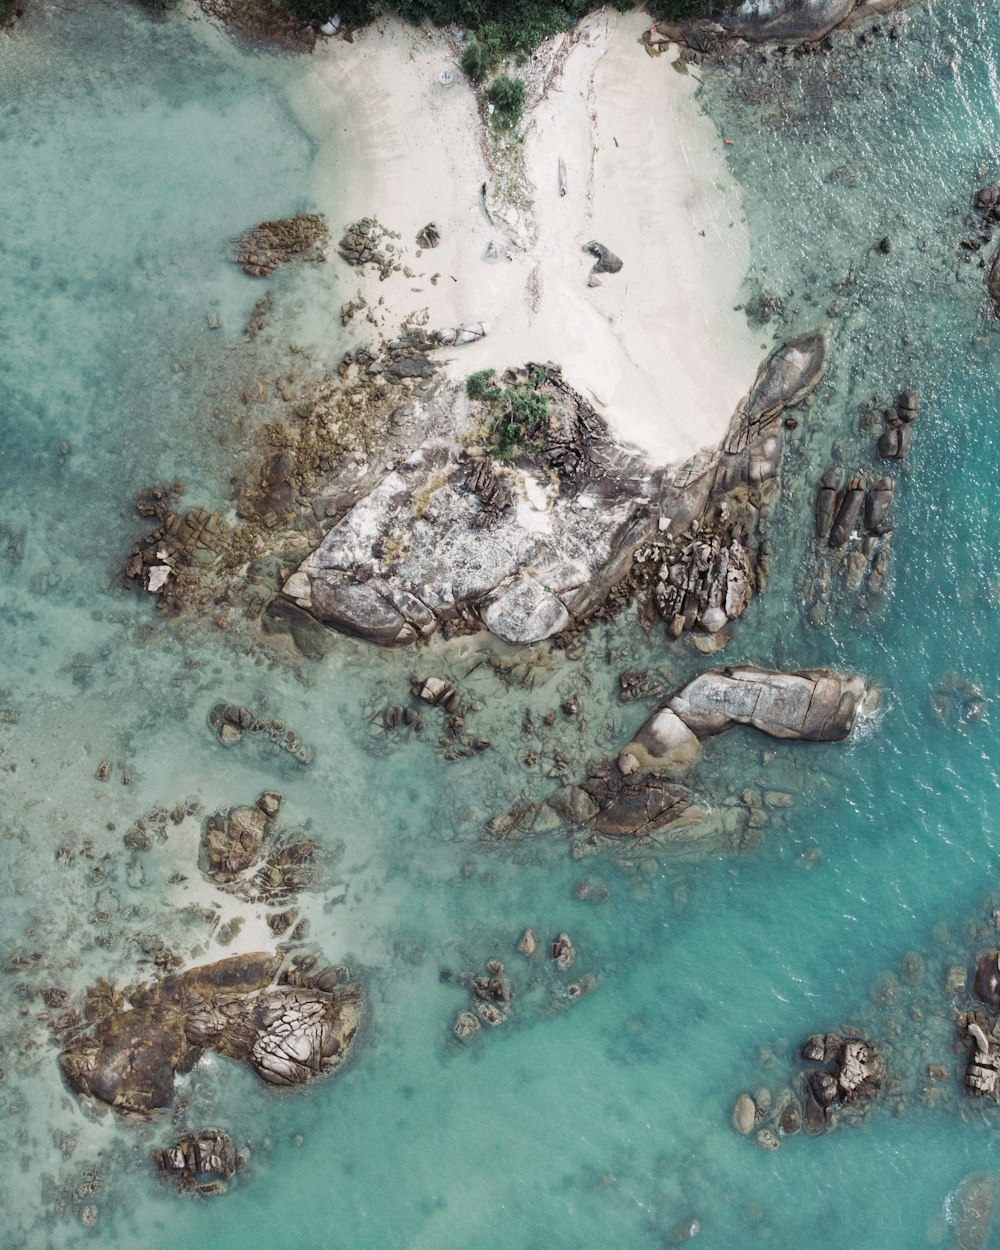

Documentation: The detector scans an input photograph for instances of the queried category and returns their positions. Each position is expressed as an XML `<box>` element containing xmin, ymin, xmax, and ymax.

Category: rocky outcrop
<box><xmin>231</xmin><ymin>215</ymin><xmax>328</xmax><ymax>278</ymax></box>
<box><xmin>199</xmin><ymin>795</ymin><xmax>321</xmax><ymax>904</ymax></box>
<box><xmin>731</xmin><ymin>1030</ymin><xmax>884</xmax><ymax>1148</ymax></box>
<box><xmin>282</xmin><ymin>365</ymin><xmax>654</xmax><ymax>646</ymax></box>
<box><xmin>58</xmin><ymin>954</ymin><xmax>363</xmax><ymax>1117</ymax></box>
<box><xmin>719</xmin><ymin>0</ymin><xmax>858</xmax><ymax>43</ymax></box>
<box><xmin>725</xmin><ymin>335</ymin><xmax>826</xmax><ymax>454</ymax></box>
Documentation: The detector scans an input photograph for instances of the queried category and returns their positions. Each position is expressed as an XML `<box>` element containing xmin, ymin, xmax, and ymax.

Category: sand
<box><xmin>281</xmin><ymin>8</ymin><xmax>761</xmax><ymax>467</ymax></box>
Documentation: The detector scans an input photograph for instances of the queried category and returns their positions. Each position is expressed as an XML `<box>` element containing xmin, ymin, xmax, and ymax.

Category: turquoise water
<box><xmin>5</xmin><ymin>1</ymin><xmax>1000</xmax><ymax>1247</ymax></box>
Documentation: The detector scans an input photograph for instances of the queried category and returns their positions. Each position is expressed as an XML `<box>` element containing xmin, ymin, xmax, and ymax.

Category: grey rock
<box><xmin>666</xmin><ymin>665</ymin><xmax>867</xmax><ymax>742</ymax></box>
<box><xmin>719</xmin><ymin>0</ymin><xmax>857</xmax><ymax>43</ymax></box>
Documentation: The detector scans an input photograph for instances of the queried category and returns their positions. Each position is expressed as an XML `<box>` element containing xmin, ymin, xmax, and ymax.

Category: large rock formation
<box><xmin>58</xmin><ymin>954</ymin><xmax>363</xmax><ymax>1117</ymax></box>
<box><xmin>282</xmin><ymin>365</ymin><xmax>654</xmax><ymax>646</ymax></box>
<box><xmin>665</xmin><ymin>665</ymin><xmax>867</xmax><ymax>743</ymax></box>
<box><xmin>719</xmin><ymin>0</ymin><xmax>858</xmax><ymax>43</ymax></box>
<box><xmin>281</xmin><ymin>336</ymin><xmax>825</xmax><ymax>648</ymax></box>
<box><xmin>622</xmin><ymin>666</ymin><xmax>867</xmax><ymax>771</ymax></box>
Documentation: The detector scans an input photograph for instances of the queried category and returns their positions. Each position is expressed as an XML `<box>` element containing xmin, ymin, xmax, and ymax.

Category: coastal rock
<box><xmin>974</xmin><ymin>951</ymin><xmax>1000</xmax><ymax>1005</ymax></box>
<box><xmin>666</xmin><ymin>665</ymin><xmax>867</xmax><ymax>743</ymax></box>
<box><xmin>583</xmin><ymin>240</ymin><xmax>623</xmax><ymax>275</ymax></box>
<box><xmin>623</xmin><ymin>707</ymin><xmax>702</xmax><ymax>772</ymax></box>
<box><xmin>716</xmin><ymin>0</ymin><xmax>857</xmax><ymax>43</ymax></box>
<box><xmin>990</xmin><ymin>248</ymin><xmax>1000</xmax><ymax>318</ymax></box>
<box><xmin>416</xmin><ymin>222</ymin><xmax>440</xmax><ymax>249</ymax></box>
<box><xmin>202</xmin><ymin>804</ymin><xmax>267</xmax><ymax>880</ymax></box>
<box><xmin>815</xmin><ymin>468</ymin><xmax>839</xmax><ymax>540</ymax></box>
<box><xmin>59</xmin><ymin>953</ymin><xmax>363</xmax><ymax>1116</ymax></box>
<box><xmin>829</xmin><ymin>474</ymin><xmax>865</xmax><ymax>548</ymax></box>
<box><xmin>281</xmin><ymin>368</ymin><xmax>656</xmax><ymax>646</ymax></box>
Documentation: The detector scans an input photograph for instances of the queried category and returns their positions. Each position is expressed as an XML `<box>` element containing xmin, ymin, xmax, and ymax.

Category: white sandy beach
<box><xmin>282</xmin><ymin>8</ymin><xmax>760</xmax><ymax>466</ymax></box>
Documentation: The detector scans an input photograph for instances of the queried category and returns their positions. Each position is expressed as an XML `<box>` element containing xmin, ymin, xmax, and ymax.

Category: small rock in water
<box><xmin>80</xmin><ymin>1205</ymin><xmax>99</xmax><ymax>1227</ymax></box>
<box><xmin>517</xmin><ymin>929</ymin><xmax>537</xmax><ymax>957</ymax></box>
<box><xmin>668</xmin><ymin>1216</ymin><xmax>701</xmax><ymax>1244</ymax></box>
<box><xmin>731</xmin><ymin>1092</ymin><xmax>756</xmax><ymax>1135</ymax></box>
<box><xmin>551</xmin><ymin>933</ymin><xmax>575</xmax><ymax>971</ymax></box>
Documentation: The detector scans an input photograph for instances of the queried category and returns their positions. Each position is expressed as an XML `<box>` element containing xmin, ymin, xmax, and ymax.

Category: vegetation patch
<box><xmin>467</xmin><ymin>368</ymin><xmax>550</xmax><ymax>460</ymax></box>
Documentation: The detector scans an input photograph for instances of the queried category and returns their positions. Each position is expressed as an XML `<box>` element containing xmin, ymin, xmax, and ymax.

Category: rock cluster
<box><xmin>208</xmin><ymin>702</ymin><xmax>313</xmax><ymax>765</ymax></box>
<box><xmin>231</xmin><ymin>214</ymin><xmax>329</xmax><ymax>277</ymax></box>
<box><xmin>451</xmin><ymin>935</ymin><xmax>594</xmax><ymax>1042</ymax></box>
<box><xmin>732</xmin><ymin>1030</ymin><xmax>884</xmax><ymax>1147</ymax></box>
<box><xmin>877</xmin><ymin>389</ymin><xmax>919</xmax><ymax>460</ymax></box>
<box><xmin>123</xmin><ymin>488</ymin><xmax>229</xmax><ymax>603</ymax></box>
<box><xmin>337</xmin><ymin>217</ymin><xmax>401</xmax><ymax>280</ymax></box>
<box><xmin>58</xmin><ymin>953</ymin><xmax>363</xmax><ymax>1116</ymax></box>
<box><xmin>154</xmin><ymin>1127</ymin><xmax>239</xmax><ymax>1196</ymax></box>
<box><xmin>642</xmin><ymin>519</ymin><xmax>757</xmax><ymax>644</ymax></box>
<box><xmin>815</xmin><ymin>470</ymin><xmax>895</xmax><ymax>548</ymax></box>
<box><xmin>199</xmin><ymin>795</ymin><xmax>321</xmax><ymax>904</ymax></box>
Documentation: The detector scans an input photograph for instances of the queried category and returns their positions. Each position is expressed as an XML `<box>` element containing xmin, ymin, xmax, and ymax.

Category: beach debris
<box><xmin>231</xmin><ymin>214</ymin><xmax>329</xmax><ymax>277</ymax></box>
<box><xmin>154</xmin><ymin>1127</ymin><xmax>240</xmax><ymax>1195</ymax></box>
<box><xmin>416</xmin><ymin>221</ymin><xmax>441</xmax><ymax>249</ymax></box>
<box><xmin>438</xmin><ymin>68</ymin><xmax>454</xmax><ymax>87</ymax></box>
<box><xmin>583</xmin><ymin>240</ymin><xmax>623</xmax><ymax>276</ymax></box>
<box><xmin>558</xmin><ymin>157</ymin><xmax>567</xmax><ymax>196</ymax></box>
<box><xmin>482</xmin><ymin>239</ymin><xmax>508</xmax><ymax>263</ymax></box>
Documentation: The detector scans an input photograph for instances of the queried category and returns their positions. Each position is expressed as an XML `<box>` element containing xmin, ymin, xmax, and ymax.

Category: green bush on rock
<box><xmin>468</xmin><ymin>369</ymin><xmax>550</xmax><ymax>459</ymax></box>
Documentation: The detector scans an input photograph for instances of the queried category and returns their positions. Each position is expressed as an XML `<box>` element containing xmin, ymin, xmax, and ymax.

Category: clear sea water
<box><xmin>4</xmin><ymin>1</ymin><xmax>1000</xmax><ymax>1247</ymax></box>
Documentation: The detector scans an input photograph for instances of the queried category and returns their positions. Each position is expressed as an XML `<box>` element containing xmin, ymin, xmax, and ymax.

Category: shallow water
<box><xmin>5</xmin><ymin>1</ymin><xmax>1000</xmax><ymax>1247</ymax></box>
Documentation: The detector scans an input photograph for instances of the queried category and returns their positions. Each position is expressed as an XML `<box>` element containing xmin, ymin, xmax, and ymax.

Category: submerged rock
<box><xmin>954</xmin><ymin>1173</ymin><xmax>1000</xmax><ymax>1250</ymax></box>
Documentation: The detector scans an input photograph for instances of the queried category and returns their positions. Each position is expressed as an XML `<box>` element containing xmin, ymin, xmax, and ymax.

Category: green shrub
<box><xmin>468</xmin><ymin>370</ymin><xmax>549</xmax><ymax>458</ymax></box>
<box><xmin>0</xmin><ymin>0</ymin><xmax>16</xmax><ymax>22</ymax></box>
<box><xmin>485</xmin><ymin>74</ymin><xmax>526</xmax><ymax>128</ymax></box>
<box><xmin>460</xmin><ymin>35</ymin><xmax>491</xmax><ymax>81</ymax></box>
<box><xmin>467</xmin><ymin>368</ymin><xmax>499</xmax><ymax>400</ymax></box>
<box><xmin>648</xmin><ymin>0</ymin><xmax>716</xmax><ymax>20</ymax></box>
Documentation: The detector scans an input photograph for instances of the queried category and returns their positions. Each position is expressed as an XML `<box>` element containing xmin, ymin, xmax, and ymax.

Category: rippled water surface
<box><xmin>5</xmin><ymin>2</ymin><xmax>1000</xmax><ymax>1248</ymax></box>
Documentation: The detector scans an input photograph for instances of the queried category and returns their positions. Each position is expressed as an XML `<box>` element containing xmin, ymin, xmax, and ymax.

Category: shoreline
<box><xmin>280</xmin><ymin>9</ymin><xmax>761</xmax><ymax>467</ymax></box>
